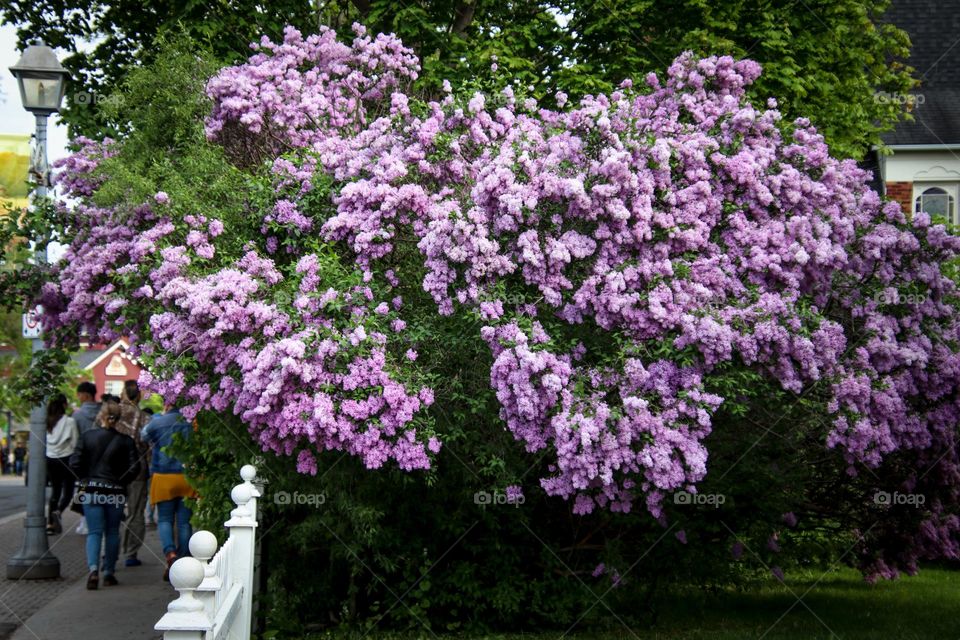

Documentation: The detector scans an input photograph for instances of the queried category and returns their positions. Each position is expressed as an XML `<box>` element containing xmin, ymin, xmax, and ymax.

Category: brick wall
<box><xmin>885</xmin><ymin>181</ymin><xmax>913</xmax><ymax>216</ymax></box>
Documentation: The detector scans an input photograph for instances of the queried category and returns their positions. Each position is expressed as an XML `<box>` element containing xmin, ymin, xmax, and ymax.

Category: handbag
<box><xmin>70</xmin><ymin>430</ymin><xmax>121</xmax><ymax>514</ymax></box>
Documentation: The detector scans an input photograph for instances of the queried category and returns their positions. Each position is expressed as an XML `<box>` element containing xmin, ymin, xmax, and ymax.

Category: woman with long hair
<box><xmin>45</xmin><ymin>393</ymin><xmax>78</xmax><ymax>535</ymax></box>
<box><xmin>70</xmin><ymin>399</ymin><xmax>140</xmax><ymax>589</ymax></box>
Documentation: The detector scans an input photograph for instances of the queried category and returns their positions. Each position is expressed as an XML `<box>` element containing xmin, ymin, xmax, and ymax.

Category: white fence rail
<box><xmin>156</xmin><ymin>465</ymin><xmax>260</xmax><ymax>640</ymax></box>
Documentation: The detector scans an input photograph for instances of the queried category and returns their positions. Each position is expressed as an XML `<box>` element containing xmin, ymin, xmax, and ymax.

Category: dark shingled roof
<box><xmin>884</xmin><ymin>88</ymin><xmax>960</xmax><ymax>145</ymax></box>
<box><xmin>73</xmin><ymin>348</ymin><xmax>107</xmax><ymax>369</ymax></box>
<box><xmin>881</xmin><ymin>0</ymin><xmax>960</xmax><ymax>145</ymax></box>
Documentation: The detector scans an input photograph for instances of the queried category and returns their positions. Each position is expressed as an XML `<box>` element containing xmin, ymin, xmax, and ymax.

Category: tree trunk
<box><xmin>451</xmin><ymin>1</ymin><xmax>477</xmax><ymax>36</ymax></box>
<box><xmin>351</xmin><ymin>0</ymin><xmax>371</xmax><ymax>16</ymax></box>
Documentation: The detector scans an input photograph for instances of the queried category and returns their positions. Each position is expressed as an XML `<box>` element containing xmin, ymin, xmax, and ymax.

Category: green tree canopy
<box><xmin>1</xmin><ymin>0</ymin><xmax>915</xmax><ymax>158</ymax></box>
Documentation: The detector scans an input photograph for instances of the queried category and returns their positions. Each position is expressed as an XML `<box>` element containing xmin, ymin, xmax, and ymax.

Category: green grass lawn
<box><xmin>645</xmin><ymin>566</ymin><xmax>960</xmax><ymax>639</ymax></box>
<box><xmin>312</xmin><ymin>566</ymin><xmax>960</xmax><ymax>640</ymax></box>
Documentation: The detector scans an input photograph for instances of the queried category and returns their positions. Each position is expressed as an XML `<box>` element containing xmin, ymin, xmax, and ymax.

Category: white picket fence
<box><xmin>155</xmin><ymin>465</ymin><xmax>261</xmax><ymax>640</ymax></box>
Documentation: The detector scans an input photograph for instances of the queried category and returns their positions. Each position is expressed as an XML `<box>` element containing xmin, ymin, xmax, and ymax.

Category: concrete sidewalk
<box><xmin>0</xmin><ymin>509</ymin><xmax>175</xmax><ymax>640</ymax></box>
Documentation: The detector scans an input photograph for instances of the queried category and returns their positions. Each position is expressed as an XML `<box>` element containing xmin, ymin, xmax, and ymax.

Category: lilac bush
<box><xmin>41</xmin><ymin>24</ymin><xmax>960</xmax><ymax>579</ymax></box>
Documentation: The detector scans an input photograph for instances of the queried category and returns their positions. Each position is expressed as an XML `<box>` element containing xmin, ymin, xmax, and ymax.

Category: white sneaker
<box><xmin>75</xmin><ymin>518</ymin><xmax>88</xmax><ymax>535</ymax></box>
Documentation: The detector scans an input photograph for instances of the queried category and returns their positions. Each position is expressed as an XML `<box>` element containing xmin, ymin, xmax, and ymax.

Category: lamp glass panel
<box><xmin>19</xmin><ymin>76</ymin><xmax>63</xmax><ymax>111</ymax></box>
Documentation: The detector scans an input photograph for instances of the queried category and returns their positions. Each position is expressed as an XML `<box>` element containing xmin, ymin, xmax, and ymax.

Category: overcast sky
<box><xmin>0</xmin><ymin>24</ymin><xmax>70</xmax><ymax>162</ymax></box>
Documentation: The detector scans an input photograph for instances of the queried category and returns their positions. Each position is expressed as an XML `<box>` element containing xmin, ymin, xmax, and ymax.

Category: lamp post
<box><xmin>6</xmin><ymin>40</ymin><xmax>69</xmax><ymax>580</ymax></box>
<box><xmin>5</xmin><ymin>410</ymin><xmax>11</xmax><ymax>473</ymax></box>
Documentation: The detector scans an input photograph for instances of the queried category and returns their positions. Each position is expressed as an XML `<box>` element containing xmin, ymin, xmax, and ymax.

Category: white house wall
<box><xmin>882</xmin><ymin>150</ymin><xmax>960</xmax><ymax>183</ymax></box>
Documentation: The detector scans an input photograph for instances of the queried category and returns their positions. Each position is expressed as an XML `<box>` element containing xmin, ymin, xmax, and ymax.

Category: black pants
<box><xmin>46</xmin><ymin>456</ymin><xmax>75</xmax><ymax>518</ymax></box>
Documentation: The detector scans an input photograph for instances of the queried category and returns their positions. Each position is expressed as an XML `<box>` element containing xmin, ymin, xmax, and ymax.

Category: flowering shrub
<box><xmin>40</xmin><ymin>25</ymin><xmax>960</xmax><ymax>581</ymax></box>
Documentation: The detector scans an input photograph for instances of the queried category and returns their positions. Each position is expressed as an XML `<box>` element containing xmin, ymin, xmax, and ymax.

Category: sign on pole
<box><xmin>21</xmin><ymin>305</ymin><xmax>42</xmax><ymax>339</ymax></box>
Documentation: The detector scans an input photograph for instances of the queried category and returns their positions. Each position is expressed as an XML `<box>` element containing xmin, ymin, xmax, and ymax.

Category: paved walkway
<box><xmin>0</xmin><ymin>476</ymin><xmax>30</xmax><ymax>520</ymax></box>
<box><xmin>0</xmin><ymin>508</ymin><xmax>174</xmax><ymax>640</ymax></box>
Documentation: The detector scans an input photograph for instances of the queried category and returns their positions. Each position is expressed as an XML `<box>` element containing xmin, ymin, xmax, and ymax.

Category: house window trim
<box><xmin>913</xmin><ymin>182</ymin><xmax>958</xmax><ymax>224</ymax></box>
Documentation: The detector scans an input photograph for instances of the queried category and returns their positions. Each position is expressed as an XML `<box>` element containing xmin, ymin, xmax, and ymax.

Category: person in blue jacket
<box><xmin>141</xmin><ymin>403</ymin><xmax>194</xmax><ymax>581</ymax></box>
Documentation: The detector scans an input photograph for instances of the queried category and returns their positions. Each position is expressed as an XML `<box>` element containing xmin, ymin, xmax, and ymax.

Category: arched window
<box><xmin>105</xmin><ymin>353</ymin><xmax>128</xmax><ymax>376</ymax></box>
<box><xmin>915</xmin><ymin>186</ymin><xmax>955</xmax><ymax>221</ymax></box>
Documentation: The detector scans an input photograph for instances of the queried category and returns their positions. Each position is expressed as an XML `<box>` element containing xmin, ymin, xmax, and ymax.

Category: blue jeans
<box><xmin>157</xmin><ymin>497</ymin><xmax>192</xmax><ymax>557</ymax></box>
<box><xmin>84</xmin><ymin>502</ymin><xmax>124</xmax><ymax>575</ymax></box>
<box><xmin>145</xmin><ymin>478</ymin><xmax>156</xmax><ymax>522</ymax></box>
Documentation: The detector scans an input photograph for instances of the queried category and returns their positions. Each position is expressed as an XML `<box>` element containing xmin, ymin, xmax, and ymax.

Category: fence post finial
<box><xmin>240</xmin><ymin>464</ymin><xmax>262</xmax><ymax>498</ymax></box>
<box><xmin>189</xmin><ymin>530</ymin><xmax>220</xmax><ymax>620</ymax></box>
<box><xmin>168</xmin><ymin>558</ymin><xmax>205</xmax><ymax>612</ymax></box>
<box><xmin>189</xmin><ymin>530</ymin><xmax>219</xmax><ymax>579</ymax></box>
<box><xmin>155</xmin><ymin>557</ymin><xmax>211</xmax><ymax>638</ymax></box>
<box><xmin>226</xmin><ymin>482</ymin><xmax>256</xmax><ymax>526</ymax></box>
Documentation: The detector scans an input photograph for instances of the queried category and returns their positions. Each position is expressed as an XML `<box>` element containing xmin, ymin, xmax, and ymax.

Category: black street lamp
<box><xmin>6</xmin><ymin>39</ymin><xmax>69</xmax><ymax>580</ymax></box>
<box><xmin>9</xmin><ymin>41</ymin><xmax>69</xmax><ymax>118</ymax></box>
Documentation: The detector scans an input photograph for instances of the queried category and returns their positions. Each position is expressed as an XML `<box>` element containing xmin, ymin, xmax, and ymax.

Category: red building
<box><xmin>75</xmin><ymin>338</ymin><xmax>143</xmax><ymax>398</ymax></box>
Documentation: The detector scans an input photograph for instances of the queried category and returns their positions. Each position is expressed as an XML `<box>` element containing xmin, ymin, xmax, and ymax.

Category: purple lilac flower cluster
<box><xmin>52</xmin><ymin>136</ymin><xmax>116</xmax><ymax>197</ymax></box>
<box><xmin>42</xmin><ymin>25</ymin><xmax>960</xmax><ymax>577</ymax></box>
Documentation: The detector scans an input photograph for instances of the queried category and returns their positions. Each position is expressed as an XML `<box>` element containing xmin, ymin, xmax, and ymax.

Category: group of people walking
<box><xmin>44</xmin><ymin>380</ymin><xmax>194</xmax><ymax>590</ymax></box>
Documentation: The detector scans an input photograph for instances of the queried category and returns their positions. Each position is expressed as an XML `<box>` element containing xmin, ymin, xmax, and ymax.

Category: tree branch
<box><xmin>450</xmin><ymin>1</ymin><xmax>476</xmax><ymax>36</ymax></box>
